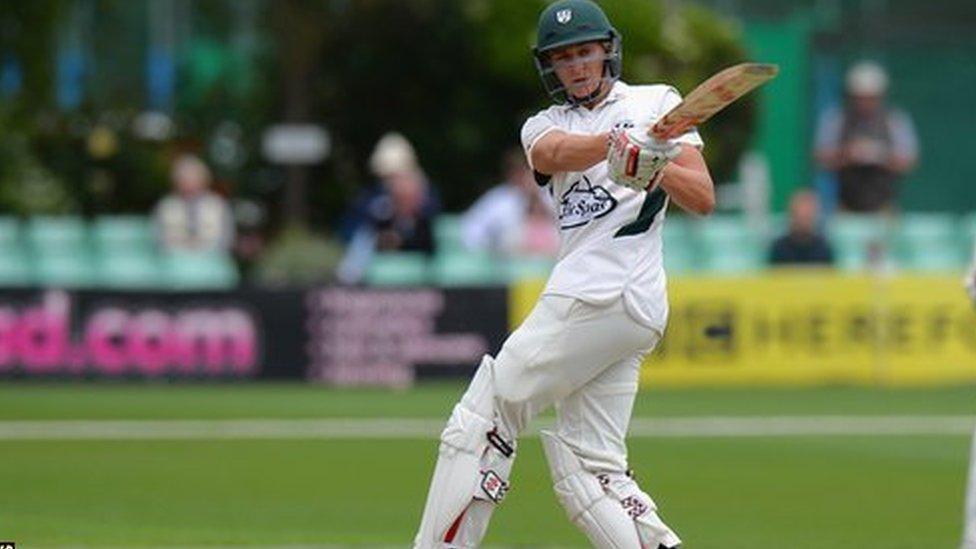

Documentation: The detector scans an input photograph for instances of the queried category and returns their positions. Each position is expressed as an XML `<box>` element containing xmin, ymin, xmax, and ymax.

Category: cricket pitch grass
<box><xmin>1</xmin><ymin>382</ymin><xmax>974</xmax><ymax>548</ymax></box>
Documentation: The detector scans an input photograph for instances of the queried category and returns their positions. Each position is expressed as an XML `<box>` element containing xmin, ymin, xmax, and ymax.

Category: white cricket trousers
<box><xmin>493</xmin><ymin>294</ymin><xmax>660</xmax><ymax>472</ymax></box>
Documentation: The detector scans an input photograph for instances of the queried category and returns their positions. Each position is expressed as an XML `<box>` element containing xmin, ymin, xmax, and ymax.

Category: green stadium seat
<box><xmin>431</xmin><ymin>250</ymin><xmax>497</xmax><ymax>286</ymax></box>
<box><xmin>0</xmin><ymin>217</ymin><xmax>21</xmax><ymax>251</ymax></box>
<box><xmin>662</xmin><ymin>216</ymin><xmax>690</xmax><ymax>246</ymax></box>
<box><xmin>97</xmin><ymin>251</ymin><xmax>163</xmax><ymax>289</ymax></box>
<box><xmin>695</xmin><ymin>215</ymin><xmax>763</xmax><ymax>274</ymax></box>
<box><xmin>433</xmin><ymin>214</ymin><xmax>465</xmax><ymax>254</ymax></box>
<box><xmin>829</xmin><ymin>214</ymin><xmax>889</xmax><ymax>241</ymax></box>
<box><xmin>365</xmin><ymin>252</ymin><xmax>430</xmax><ymax>286</ymax></box>
<box><xmin>763</xmin><ymin>213</ymin><xmax>789</xmax><ymax>243</ymax></box>
<box><xmin>695</xmin><ymin>215</ymin><xmax>752</xmax><ymax>240</ymax></box>
<box><xmin>663</xmin><ymin>217</ymin><xmax>699</xmax><ymax>274</ymax></box>
<box><xmin>0</xmin><ymin>246</ymin><xmax>32</xmax><ymax>287</ymax></box>
<box><xmin>961</xmin><ymin>213</ymin><xmax>976</xmax><ymax>254</ymax></box>
<box><xmin>898</xmin><ymin>213</ymin><xmax>956</xmax><ymax>240</ymax></box>
<box><xmin>162</xmin><ymin>251</ymin><xmax>240</xmax><ymax>290</ymax></box>
<box><xmin>33</xmin><ymin>252</ymin><xmax>96</xmax><ymax>288</ymax></box>
<box><xmin>503</xmin><ymin>255</ymin><xmax>555</xmax><ymax>283</ymax></box>
<box><xmin>702</xmin><ymin>245</ymin><xmax>764</xmax><ymax>274</ymax></box>
<box><xmin>827</xmin><ymin>215</ymin><xmax>891</xmax><ymax>271</ymax></box>
<box><xmin>92</xmin><ymin>215</ymin><xmax>155</xmax><ymax>255</ymax></box>
<box><xmin>901</xmin><ymin>247</ymin><xmax>965</xmax><ymax>272</ymax></box>
<box><xmin>664</xmin><ymin>245</ymin><xmax>698</xmax><ymax>275</ymax></box>
<box><xmin>895</xmin><ymin>214</ymin><xmax>965</xmax><ymax>272</ymax></box>
<box><xmin>27</xmin><ymin>216</ymin><xmax>88</xmax><ymax>252</ymax></box>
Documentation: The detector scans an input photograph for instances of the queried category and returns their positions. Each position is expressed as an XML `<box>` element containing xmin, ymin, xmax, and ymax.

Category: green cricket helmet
<box><xmin>532</xmin><ymin>0</ymin><xmax>622</xmax><ymax>105</ymax></box>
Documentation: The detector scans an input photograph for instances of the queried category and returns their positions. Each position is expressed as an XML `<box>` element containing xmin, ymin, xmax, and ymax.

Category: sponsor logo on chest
<box><xmin>558</xmin><ymin>176</ymin><xmax>618</xmax><ymax>230</ymax></box>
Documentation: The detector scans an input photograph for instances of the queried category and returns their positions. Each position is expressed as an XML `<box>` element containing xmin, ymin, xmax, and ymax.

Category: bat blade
<box><xmin>649</xmin><ymin>62</ymin><xmax>779</xmax><ymax>140</ymax></box>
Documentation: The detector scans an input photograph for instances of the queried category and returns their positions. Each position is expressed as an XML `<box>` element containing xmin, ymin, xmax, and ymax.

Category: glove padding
<box><xmin>607</xmin><ymin>127</ymin><xmax>681</xmax><ymax>192</ymax></box>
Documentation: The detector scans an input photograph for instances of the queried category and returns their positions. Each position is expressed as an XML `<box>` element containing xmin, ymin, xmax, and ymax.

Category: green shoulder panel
<box><xmin>614</xmin><ymin>188</ymin><xmax>668</xmax><ymax>237</ymax></box>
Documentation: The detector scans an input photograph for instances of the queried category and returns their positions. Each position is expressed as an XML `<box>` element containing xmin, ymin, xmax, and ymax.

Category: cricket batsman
<box><xmin>414</xmin><ymin>1</ymin><xmax>714</xmax><ymax>547</ymax></box>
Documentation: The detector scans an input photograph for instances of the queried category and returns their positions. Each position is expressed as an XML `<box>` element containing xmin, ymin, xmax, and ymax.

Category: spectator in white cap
<box><xmin>338</xmin><ymin>132</ymin><xmax>441</xmax><ymax>241</ymax></box>
<box><xmin>336</xmin><ymin>132</ymin><xmax>440</xmax><ymax>283</ymax></box>
<box><xmin>369</xmin><ymin>132</ymin><xmax>417</xmax><ymax>178</ymax></box>
<box><xmin>814</xmin><ymin>61</ymin><xmax>919</xmax><ymax>213</ymax></box>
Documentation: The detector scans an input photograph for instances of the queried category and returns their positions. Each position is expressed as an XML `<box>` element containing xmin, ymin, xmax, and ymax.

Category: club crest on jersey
<box><xmin>558</xmin><ymin>176</ymin><xmax>617</xmax><ymax>230</ymax></box>
<box><xmin>556</xmin><ymin>9</ymin><xmax>572</xmax><ymax>24</ymax></box>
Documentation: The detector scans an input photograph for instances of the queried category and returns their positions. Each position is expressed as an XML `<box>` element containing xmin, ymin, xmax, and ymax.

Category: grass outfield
<box><xmin>1</xmin><ymin>383</ymin><xmax>974</xmax><ymax>547</ymax></box>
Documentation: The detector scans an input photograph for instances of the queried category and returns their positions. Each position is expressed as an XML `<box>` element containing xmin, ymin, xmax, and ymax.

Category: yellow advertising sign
<box><xmin>509</xmin><ymin>272</ymin><xmax>976</xmax><ymax>387</ymax></box>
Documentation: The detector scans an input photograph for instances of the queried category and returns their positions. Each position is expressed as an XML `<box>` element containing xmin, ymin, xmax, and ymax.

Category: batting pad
<box><xmin>541</xmin><ymin>430</ymin><xmax>642</xmax><ymax>548</ymax></box>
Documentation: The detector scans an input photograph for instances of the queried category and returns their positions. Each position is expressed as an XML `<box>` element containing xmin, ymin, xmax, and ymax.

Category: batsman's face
<box><xmin>549</xmin><ymin>42</ymin><xmax>607</xmax><ymax>100</ymax></box>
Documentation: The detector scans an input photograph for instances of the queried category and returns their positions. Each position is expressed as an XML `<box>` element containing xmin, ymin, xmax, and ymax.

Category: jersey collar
<box><xmin>571</xmin><ymin>81</ymin><xmax>628</xmax><ymax>113</ymax></box>
<box><xmin>601</xmin><ymin>81</ymin><xmax>628</xmax><ymax>107</ymax></box>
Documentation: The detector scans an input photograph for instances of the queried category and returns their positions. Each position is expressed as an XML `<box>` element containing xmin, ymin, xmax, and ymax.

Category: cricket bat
<box><xmin>649</xmin><ymin>62</ymin><xmax>779</xmax><ymax>140</ymax></box>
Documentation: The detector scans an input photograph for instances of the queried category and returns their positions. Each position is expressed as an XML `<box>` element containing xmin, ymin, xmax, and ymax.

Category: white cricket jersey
<box><xmin>520</xmin><ymin>81</ymin><xmax>703</xmax><ymax>333</ymax></box>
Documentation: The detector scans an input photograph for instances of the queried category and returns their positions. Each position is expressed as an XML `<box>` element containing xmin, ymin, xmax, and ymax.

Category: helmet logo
<box><xmin>556</xmin><ymin>9</ymin><xmax>572</xmax><ymax>24</ymax></box>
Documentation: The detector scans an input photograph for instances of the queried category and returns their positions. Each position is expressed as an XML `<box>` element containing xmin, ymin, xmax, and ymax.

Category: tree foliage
<box><xmin>313</xmin><ymin>0</ymin><xmax>752</xmax><ymax>219</ymax></box>
<box><xmin>1</xmin><ymin>0</ymin><xmax>753</xmax><ymax>226</ymax></box>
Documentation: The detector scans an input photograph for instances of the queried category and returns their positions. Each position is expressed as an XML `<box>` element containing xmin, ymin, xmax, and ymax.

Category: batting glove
<box><xmin>607</xmin><ymin>127</ymin><xmax>681</xmax><ymax>192</ymax></box>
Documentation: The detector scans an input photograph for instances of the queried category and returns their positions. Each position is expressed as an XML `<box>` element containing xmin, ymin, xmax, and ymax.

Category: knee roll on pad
<box><xmin>441</xmin><ymin>356</ymin><xmax>497</xmax><ymax>455</ymax></box>
<box><xmin>541</xmin><ymin>430</ymin><xmax>606</xmax><ymax>520</ymax></box>
<box><xmin>541</xmin><ymin>431</ymin><xmax>642</xmax><ymax>548</ymax></box>
<box><xmin>437</xmin><ymin>355</ymin><xmax>513</xmax><ymax>508</ymax></box>
<box><xmin>441</xmin><ymin>404</ymin><xmax>494</xmax><ymax>456</ymax></box>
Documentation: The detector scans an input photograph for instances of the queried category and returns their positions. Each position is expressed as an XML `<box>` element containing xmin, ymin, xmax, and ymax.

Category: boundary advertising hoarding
<box><xmin>511</xmin><ymin>272</ymin><xmax>976</xmax><ymax>387</ymax></box>
<box><xmin>0</xmin><ymin>286</ymin><xmax>506</xmax><ymax>384</ymax></box>
<box><xmin>305</xmin><ymin>286</ymin><xmax>507</xmax><ymax>386</ymax></box>
<box><xmin>3</xmin><ymin>274</ymin><xmax>973</xmax><ymax>387</ymax></box>
<box><xmin>0</xmin><ymin>288</ymin><xmax>304</xmax><ymax>380</ymax></box>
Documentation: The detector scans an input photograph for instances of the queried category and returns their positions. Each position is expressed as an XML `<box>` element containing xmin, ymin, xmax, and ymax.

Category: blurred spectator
<box><xmin>966</xmin><ymin>236</ymin><xmax>976</xmax><ymax>305</ymax></box>
<box><xmin>461</xmin><ymin>148</ymin><xmax>557</xmax><ymax>256</ymax></box>
<box><xmin>153</xmin><ymin>154</ymin><xmax>234</xmax><ymax>251</ymax></box>
<box><xmin>769</xmin><ymin>189</ymin><xmax>834</xmax><ymax>266</ymax></box>
<box><xmin>518</xmin><ymin>190</ymin><xmax>560</xmax><ymax>256</ymax></box>
<box><xmin>370</xmin><ymin>168</ymin><xmax>435</xmax><ymax>253</ymax></box>
<box><xmin>336</xmin><ymin>133</ymin><xmax>438</xmax><ymax>283</ymax></box>
<box><xmin>338</xmin><ymin>133</ymin><xmax>441</xmax><ymax>242</ymax></box>
<box><xmin>815</xmin><ymin>61</ymin><xmax>919</xmax><ymax>213</ymax></box>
